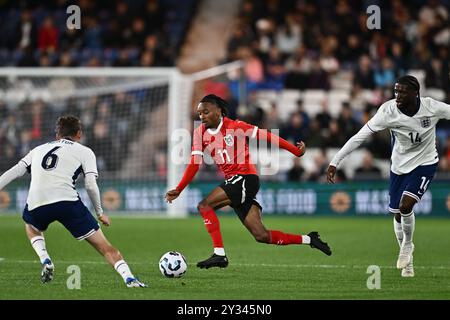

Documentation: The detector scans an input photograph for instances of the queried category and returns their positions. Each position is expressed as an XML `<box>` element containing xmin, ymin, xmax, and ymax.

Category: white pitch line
<box><xmin>2</xmin><ymin>259</ymin><xmax>450</xmax><ymax>270</ymax></box>
<box><xmin>0</xmin><ymin>257</ymin><xmax>4</xmax><ymax>262</ymax></box>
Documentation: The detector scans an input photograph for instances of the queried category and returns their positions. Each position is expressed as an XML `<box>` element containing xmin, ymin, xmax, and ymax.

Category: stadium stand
<box><xmin>0</xmin><ymin>0</ymin><xmax>449</xmax><ymax>182</ymax></box>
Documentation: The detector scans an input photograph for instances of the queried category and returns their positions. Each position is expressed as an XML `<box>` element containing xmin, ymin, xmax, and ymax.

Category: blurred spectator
<box><xmin>307</xmin><ymin>148</ymin><xmax>347</xmax><ymax>182</ymax></box>
<box><xmin>323</xmin><ymin>119</ymin><xmax>346</xmax><ymax>148</ymax></box>
<box><xmin>21</xmin><ymin>100</ymin><xmax>54</xmax><ymax>146</ymax></box>
<box><xmin>255</xmin><ymin>18</ymin><xmax>275</xmax><ymax>54</ymax></box>
<box><xmin>284</xmin><ymin>45</ymin><xmax>312</xmax><ymax>89</ymax></box>
<box><xmin>275</xmin><ymin>13</ymin><xmax>302</xmax><ymax>55</ymax></box>
<box><xmin>295</xmin><ymin>99</ymin><xmax>310</xmax><ymax>129</ymax></box>
<box><xmin>89</xmin><ymin>122</ymin><xmax>115</xmax><ymax>172</ymax></box>
<box><xmin>265</xmin><ymin>102</ymin><xmax>281</xmax><ymax>129</ymax></box>
<box><xmin>354</xmin><ymin>150</ymin><xmax>382</xmax><ymax>180</ymax></box>
<box><xmin>337</xmin><ymin>102</ymin><xmax>360</xmax><ymax>140</ymax></box>
<box><xmin>315</xmin><ymin>100</ymin><xmax>332</xmax><ymax>129</ymax></box>
<box><xmin>353</xmin><ymin>55</ymin><xmax>375</xmax><ymax>89</ymax></box>
<box><xmin>307</xmin><ymin>58</ymin><xmax>330</xmax><ymax>90</ymax></box>
<box><xmin>239</xmin><ymin>47</ymin><xmax>265</xmax><ymax>85</ymax></box>
<box><xmin>287</xmin><ymin>157</ymin><xmax>305</xmax><ymax>182</ymax></box>
<box><xmin>306</xmin><ymin>118</ymin><xmax>324</xmax><ymax>148</ymax></box>
<box><xmin>264</xmin><ymin>46</ymin><xmax>286</xmax><ymax>90</ymax></box>
<box><xmin>280</xmin><ymin>112</ymin><xmax>308</xmax><ymax>143</ymax></box>
<box><xmin>14</xmin><ymin>9</ymin><xmax>37</xmax><ymax>50</ymax></box>
<box><xmin>38</xmin><ymin>16</ymin><xmax>58</xmax><ymax>52</ymax></box>
<box><xmin>390</xmin><ymin>42</ymin><xmax>408</xmax><ymax>76</ymax></box>
<box><xmin>425</xmin><ymin>57</ymin><xmax>449</xmax><ymax>90</ymax></box>
<box><xmin>307</xmin><ymin>149</ymin><xmax>329</xmax><ymax>182</ymax></box>
<box><xmin>374</xmin><ymin>58</ymin><xmax>396</xmax><ymax>89</ymax></box>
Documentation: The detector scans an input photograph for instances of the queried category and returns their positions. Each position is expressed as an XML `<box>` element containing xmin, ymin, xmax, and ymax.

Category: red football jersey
<box><xmin>192</xmin><ymin>117</ymin><xmax>258</xmax><ymax>178</ymax></box>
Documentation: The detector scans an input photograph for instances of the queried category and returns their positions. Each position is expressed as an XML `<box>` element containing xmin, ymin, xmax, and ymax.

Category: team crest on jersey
<box><xmin>224</xmin><ymin>134</ymin><xmax>234</xmax><ymax>146</ymax></box>
<box><xmin>420</xmin><ymin>117</ymin><xmax>431</xmax><ymax>128</ymax></box>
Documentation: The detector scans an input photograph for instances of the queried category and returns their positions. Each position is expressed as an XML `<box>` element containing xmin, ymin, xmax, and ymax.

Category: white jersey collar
<box><xmin>207</xmin><ymin>117</ymin><xmax>224</xmax><ymax>135</ymax></box>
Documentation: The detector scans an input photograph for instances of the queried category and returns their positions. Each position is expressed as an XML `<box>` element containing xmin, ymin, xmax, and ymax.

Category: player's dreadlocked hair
<box><xmin>397</xmin><ymin>75</ymin><xmax>420</xmax><ymax>95</ymax></box>
<box><xmin>200</xmin><ymin>94</ymin><xmax>229</xmax><ymax>117</ymax></box>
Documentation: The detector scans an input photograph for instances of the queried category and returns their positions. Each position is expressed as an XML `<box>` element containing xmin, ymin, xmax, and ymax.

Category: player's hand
<box><xmin>98</xmin><ymin>214</ymin><xmax>111</xmax><ymax>227</ymax></box>
<box><xmin>165</xmin><ymin>189</ymin><xmax>181</xmax><ymax>203</ymax></box>
<box><xmin>296</xmin><ymin>141</ymin><xmax>306</xmax><ymax>157</ymax></box>
<box><xmin>327</xmin><ymin>165</ymin><xmax>337</xmax><ymax>184</ymax></box>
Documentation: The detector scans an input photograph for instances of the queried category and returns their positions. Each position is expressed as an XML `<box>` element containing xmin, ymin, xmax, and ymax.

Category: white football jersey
<box><xmin>367</xmin><ymin>97</ymin><xmax>450</xmax><ymax>174</ymax></box>
<box><xmin>20</xmin><ymin>139</ymin><xmax>98</xmax><ymax>210</ymax></box>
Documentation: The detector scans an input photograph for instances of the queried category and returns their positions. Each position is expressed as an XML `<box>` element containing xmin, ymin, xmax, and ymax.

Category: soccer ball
<box><xmin>159</xmin><ymin>251</ymin><xmax>187</xmax><ymax>278</ymax></box>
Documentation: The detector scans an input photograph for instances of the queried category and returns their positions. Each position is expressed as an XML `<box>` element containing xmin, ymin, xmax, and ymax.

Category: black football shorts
<box><xmin>219</xmin><ymin>174</ymin><xmax>262</xmax><ymax>222</ymax></box>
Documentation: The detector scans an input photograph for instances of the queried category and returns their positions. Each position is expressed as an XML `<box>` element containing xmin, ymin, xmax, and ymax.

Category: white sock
<box><xmin>114</xmin><ymin>260</ymin><xmax>134</xmax><ymax>282</ymax></box>
<box><xmin>401</xmin><ymin>212</ymin><xmax>415</xmax><ymax>246</ymax></box>
<box><xmin>30</xmin><ymin>236</ymin><xmax>51</xmax><ymax>264</ymax></box>
<box><xmin>214</xmin><ymin>247</ymin><xmax>226</xmax><ymax>256</ymax></box>
<box><xmin>393</xmin><ymin>217</ymin><xmax>403</xmax><ymax>247</ymax></box>
<box><xmin>301</xmin><ymin>235</ymin><xmax>311</xmax><ymax>244</ymax></box>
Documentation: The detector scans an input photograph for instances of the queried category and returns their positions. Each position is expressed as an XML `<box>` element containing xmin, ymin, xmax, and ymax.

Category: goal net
<box><xmin>0</xmin><ymin>63</ymin><xmax>244</xmax><ymax>217</ymax></box>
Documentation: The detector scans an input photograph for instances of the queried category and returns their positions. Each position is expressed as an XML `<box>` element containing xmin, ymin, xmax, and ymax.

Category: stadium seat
<box><xmin>303</xmin><ymin>90</ymin><xmax>327</xmax><ymax>117</ymax></box>
<box><xmin>327</xmin><ymin>89</ymin><xmax>350</xmax><ymax>118</ymax></box>
<box><xmin>426</xmin><ymin>89</ymin><xmax>446</xmax><ymax>101</ymax></box>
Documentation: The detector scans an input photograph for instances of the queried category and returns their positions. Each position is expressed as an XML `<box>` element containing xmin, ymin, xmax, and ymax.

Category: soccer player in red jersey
<box><xmin>165</xmin><ymin>94</ymin><xmax>331</xmax><ymax>269</ymax></box>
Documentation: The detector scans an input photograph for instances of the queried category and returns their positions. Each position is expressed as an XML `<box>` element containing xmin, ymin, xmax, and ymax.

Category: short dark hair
<box><xmin>396</xmin><ymin>75</ymin><xmax>420</xmax><ymax>94</ymax></box>
<box><xmin>56</xmin><ymin>115</ymin><xmax>81</xmax><ymax>137</ymax></box>
<box><xmin>200</xmin><ymin>94</ymin><xmax>229</xmax><ymax>116</ymax></box>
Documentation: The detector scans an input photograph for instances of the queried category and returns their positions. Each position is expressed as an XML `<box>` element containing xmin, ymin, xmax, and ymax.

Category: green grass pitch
<box><xmin>0</xmin><ymin>215</ymin><xmax>449</xmax><ymax>300</ymax></box>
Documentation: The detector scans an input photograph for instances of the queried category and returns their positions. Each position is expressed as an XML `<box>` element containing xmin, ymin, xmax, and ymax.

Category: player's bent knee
<box><xmin>254</xmin><ymin>231</ymin><xmax>270</xmax><ymax>243</ymax></box>
<box><xmin>399</xmin><ymin>203</ymin><xmax>414</xmax><ymax>216</ymax></box>
<box><xmin>197</xmin><ymin>200</ymin><xmax>210</xmax><ymax>211</ymax></box>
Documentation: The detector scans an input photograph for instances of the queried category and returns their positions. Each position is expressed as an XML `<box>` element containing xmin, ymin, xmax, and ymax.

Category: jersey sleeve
<box><xmin>20</xmin><ymin>150</ymin><xmax>33</xmax><ymax>170</ymax></box>
<box><xmin>366</xmin><ymin>103</ymin><xmax>389</xmax><ymax>132</ymax></box>
<box><xmin>431</xmin><ymin>98</ymin><xmax>450</xmax><ymax>120</ymax></box>
<box><xmin>191</xmin><ymin>127</ymin><xmax>205</xmax><ymax>156</ymax></box>
<box><xmin>235</xmin><ymin>120</ymin><xmax>258</xmax><ymax>139</ymax></box>
<box><xmin>82</xmin><ymin>148</ymin><xmax>99</xmax><ymax>177</ymax></box>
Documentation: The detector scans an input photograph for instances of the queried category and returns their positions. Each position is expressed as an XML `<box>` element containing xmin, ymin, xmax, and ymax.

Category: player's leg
<box><xmin>242</xmin><ymin>204</ymin><xmax>332</xmax><ymax>256</ymax></box>
<box><xmin>392</xmin><ymin>212</ymin><xmax>403</xmax><ymax>247</ymax></box>
<box><xmin>85</xmin><ymin>229</ymin><xmax>146</xmax><ymax>287</ymax></box>
<box><xmin>396</xmin><ymin>193</ymin><xmax>417</xmax><ymax>270</ymax></box>
<box><xmin>388</xmin><ymin>170</ymin><xmax>412</xmax><ymax>275</ymax></box>
<box><xmin>22</xmin><ymin>205</ymin><xmax>54</xmax><ymax>283</ymax></box>
<box><xmin>25</xmin><ymin>224</ymin><xmax>51</xmax><ymax>265</ymax></box>
<box><xmin>58</xmin><ymin>199</ymin><xmax>146</xmax><ymax>287</ymax></box>
<box><xmin>396</xmin><ymin>163</ymin><xmax>437</xmax><ymax>273</ymax></box>
<box><xmin>196</xmin><ymin>186</ymin><xmax>232</xmax><ymax>269</ymax></box>
<box><xmin>389</xmin><ymin>170</ymin><xmax>404</xmax><ymax>247</ymax></box>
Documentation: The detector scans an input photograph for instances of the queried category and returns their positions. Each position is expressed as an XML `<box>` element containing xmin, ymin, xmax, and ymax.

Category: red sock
<box><xmin>199</xmin><ymin>206</ymin><xmax>224</xmax><ymax>248</ymax></box>
<box><xmin>269</xmin><ymin>230</ymin><xmax>302</xmax><ymax>245</ymax></box>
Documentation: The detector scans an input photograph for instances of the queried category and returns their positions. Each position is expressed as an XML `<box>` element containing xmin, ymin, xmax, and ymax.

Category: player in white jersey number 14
<box><xmin>327</xmin><ymin>75</ymin><xmax>450</xmax><ymax>278</ymax></box>
<box><xmin>0</xmin><ymin>116</ymin><xmax>146</xmax><ymax>288</ymax></box>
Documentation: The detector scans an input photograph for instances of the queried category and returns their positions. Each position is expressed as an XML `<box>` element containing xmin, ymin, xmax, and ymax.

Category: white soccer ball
<box><xmin>159</xmin><ymin>251</ymin><xmax>187</xmax><ymax>278</ymax></box>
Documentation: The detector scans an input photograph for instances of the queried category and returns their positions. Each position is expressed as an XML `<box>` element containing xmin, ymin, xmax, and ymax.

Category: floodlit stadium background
<box><xmin>1</xmin><ymin>0</ymin><xmax>449</xmax><ymax>217</ymax></box>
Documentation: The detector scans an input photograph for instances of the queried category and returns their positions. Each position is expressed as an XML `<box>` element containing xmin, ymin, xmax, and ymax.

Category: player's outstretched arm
<box><xmin>0</xmin><ymin>161</ymin><xmax>28</xmax><ymax>190</ymax></box>
<box><xmin>84</xmin><ymin>173</ymin><xmax>108</xmax><ymax>225</ymax></box>
<box><xmin>165</xmin><ymin>154</ymin><xmax>202</xmax><ymax>203</ymax></box>
<box><xmin>256</xmin><ymin>129</ymin><xmax>305</xmax><ymax>157</ymax></box>
<box><xmin>329</xmin><ymin>124</ymin><xmax>375</xmax><ymax>171</ymax></box>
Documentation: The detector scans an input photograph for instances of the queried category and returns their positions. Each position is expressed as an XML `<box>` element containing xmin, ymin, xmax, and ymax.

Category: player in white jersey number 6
<box><xmin>0</xmin><ymin>116</ymin><xmax>146</xmax><ymax>288</ymax></box>
<box><xmin>327</xmin><ymin>75</ymin><xmax>450</xmax><ymax>278</ymax></box>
